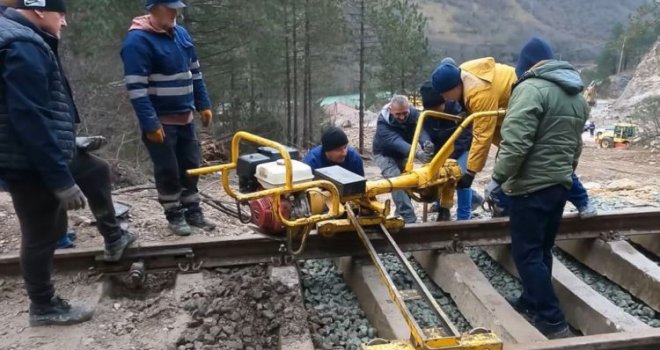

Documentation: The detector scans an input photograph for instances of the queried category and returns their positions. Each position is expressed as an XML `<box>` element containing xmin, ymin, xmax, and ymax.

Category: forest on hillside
<box><xmin>59</xmin><ymin>0</ymin><xmax>434</xmax><ymax>169</ymax></box>
<box><xmin>16</xmin><ymin>0</ymin><xmax>656</xmax><ymax>176</ymax></box>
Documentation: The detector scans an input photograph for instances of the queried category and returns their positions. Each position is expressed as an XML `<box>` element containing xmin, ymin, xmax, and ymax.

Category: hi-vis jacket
<box><xmin>121</xmin><ymin>16</ymin><xmax>211</xmax><ymax>133</ymax></box>
<box><xmin>459</xmin><ymin>57</ymin><xmax>517</xmax><ymax>173</ymax></box>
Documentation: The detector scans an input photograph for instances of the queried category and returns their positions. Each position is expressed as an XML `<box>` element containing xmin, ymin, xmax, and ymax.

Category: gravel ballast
<box><xmin>300</xmin><ymin>259</ymin><xmax>374</xmax><ymax>350</ymax></box>
<box><xmin>176</xmin><ymin>265</ymin><xmax>308</xmax><ymax>350</ymax></box>
<box><xmin>553</xmin><ymin>248</ymin><xmax>660</xmax><ymax>327</ymax></box>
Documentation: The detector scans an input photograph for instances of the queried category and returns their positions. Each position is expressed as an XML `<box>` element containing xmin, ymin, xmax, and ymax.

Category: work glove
<box><xmin>484</xmin><ymin>178</ymin><xmax>502</xmax><ymax>201</ymax></box>
<box><xmin>415</xmin><ymin>149</ymin><xmax>433</xmax><ymax>163</ymax></box>
<box><xmin>200</xmin><ymin>109</ymin><xmax>213</xmax><ymax>128</ymax></box>
<box><xmin>55</xmin><ymin>184</ymin><xmax>87</xmax><ymax>211</ymax></box>
<box><xmin>75</xmin><ymin>136</ymin><xmax>107</xmax><ymax>152</ymax></box>
<box><xmin>422</xmin><ymin>140</ymin><xmax>435</xmax><ymax>154</ymax></box>
<box><xmin>146</xmin><ymin>127</ymin><xmax>166</xmax><ymax>144</ymax></box>
<box><xmin>456</xmin><ymin>171</ymin><xmax>475</xmax><ymax>189</ymax></box>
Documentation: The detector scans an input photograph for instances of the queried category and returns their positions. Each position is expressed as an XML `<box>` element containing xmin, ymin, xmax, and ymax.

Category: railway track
<box><xmin>0</xmin><ymin>208</ymin><xmax>657</xmax><ymax>275</ymax></box>
<box><xmin>1</xmin><ymin>208</ymin><xmax>659</xmax><ymax>350</ymax></box>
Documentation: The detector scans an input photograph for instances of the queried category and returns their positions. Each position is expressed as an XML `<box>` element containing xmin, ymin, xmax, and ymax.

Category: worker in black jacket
<box><xmin>0</xmin><ymin>0</ymin><xmax>133</xmax><ymax>326</ymax></box>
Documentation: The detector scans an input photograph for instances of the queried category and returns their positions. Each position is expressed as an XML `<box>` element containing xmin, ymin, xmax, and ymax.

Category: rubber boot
<box><xmin>456</xmin><ymin>188</ymin><xmax>473</xmax><ymax>220</ymax></box>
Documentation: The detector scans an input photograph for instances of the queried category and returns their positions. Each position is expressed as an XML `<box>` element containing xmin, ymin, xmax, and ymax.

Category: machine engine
<box><xmin>237</xmin><ymin>148</ymin><xmax>311</xmax><ymax>234</ymax></box>
<box><xmin>237</xmin><ymin>148</ymin><xmax>367</xmax><ymax>234</ymax></box>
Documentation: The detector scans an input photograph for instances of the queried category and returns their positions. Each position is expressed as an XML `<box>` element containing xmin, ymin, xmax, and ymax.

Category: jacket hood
<box><xmin>378</xmin><ymin>103</ymin><xmax>395</xmax><ymax>126</ymax></box>
<box><xmin>521</xmin><ymin>60</ymin><xmax>584</xmax><ymax>95</ymax></box>
<box><xmin>378</xmin><ymin>103</ymin><xmax>416</xmax><ymax>126</ymax></box>
<box><xmin>460</xmin><ymin>57</ymin><xmax>496</xmax><ymax>83</ymax></box>
<box><xmin>129</xmin><ymin>15</ymin><xmax>169</xmax><ymax>34</ymax></box>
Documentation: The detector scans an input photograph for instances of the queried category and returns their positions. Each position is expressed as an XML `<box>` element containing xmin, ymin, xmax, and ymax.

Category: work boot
<box><xmin>578</xmin><ymin>201</ymin><xmax>598</xmax><ymax>219</ymax></box>
<box><xmin>169</xmin><ymin>216</ymin><xmax>193</xmax><ymax>236</ymax></box>
<box><xmin>533</xmin><ymin>319</ymin><xmax>571</xmax><ymax>339</ymax></box>
<box><xmin>29</xmin><ymin>296</ymin><xmax>94</xmax><ymax>327</ymax></box>
<box><xmin>186</xmin><ymin>211</ymin><xmax>216</xmax><ymax>231</ymax></box>
<box><xmin>506</xmin><ymin>296</ymin><xmax>535</xmax><ymax>321</ymax></box>
<box><xmin>436</xmin><ymin>207</ymin><xmax>451</xmax><ymax>222</ymax></box>
<box><xmin>104</xmin><ymin>229</ymin><xmax>137</xmax><ymax>262</ymax></box>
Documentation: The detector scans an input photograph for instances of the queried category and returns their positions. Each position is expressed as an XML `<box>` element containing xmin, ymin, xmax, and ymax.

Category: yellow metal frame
<box><xmin>187</xmin><ymin>111</ymin><xmax>505</xmax><ymax>233</ymax></box>
<box><xmin>405</xmin><ymin>110</ymin><xmax>505</xmax><ymax>174</ymax></box>
<box><xmin>346</xmin><ymin>204</ymin><xmax>460</xmax><ymax>349</ymax></box>
<box><xmin>347</xmin><ymin>203</ymin><xmax>502</xmax><ymax>350</ymax></box>
<box><xmin>187</xmin><ymin>111</ymin><xmax>506</xmax><ymax>350</ymax></box>
<box><xmin>187</xmin><ymin>131</ymin><xmax>341</xmax><ymax>227</ymax></box>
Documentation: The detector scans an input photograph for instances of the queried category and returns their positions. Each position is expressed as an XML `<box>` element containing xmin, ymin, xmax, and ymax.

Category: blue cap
<box><xmin>146</xmin><ymin>0</ymin><xmax>186</xmax><ymax>10</ymax></box>
<box><xmin>516</xmin><ymin>37</ymin><xmax>554</xmax><ymax>78</ymax></box>
<box><xmin>431</xmin><ymin>63</ymin><xmax>461</xmax><ymax>93</ymax></box>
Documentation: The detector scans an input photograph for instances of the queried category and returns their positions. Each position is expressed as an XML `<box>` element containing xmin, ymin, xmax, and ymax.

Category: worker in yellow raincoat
<box><xmin>431</xmin><ymin>42</ymin><xmax>597</xmax><ymax>219</ymax></box>
<box><xmin>430</xmin><ymin>57</ymin><xmax>517</xmax><ymax>190</ymax></box>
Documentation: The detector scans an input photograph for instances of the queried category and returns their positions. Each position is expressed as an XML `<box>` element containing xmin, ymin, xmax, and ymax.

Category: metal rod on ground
<box><xmin>378</xmin><ymin>222</ymin><xmax>460</xmax><ymax>337</ymax></box>
<box><xmin>345</xmin><ymin>203</ymin><xmax>428</xmax><ymax>347</ymax></box>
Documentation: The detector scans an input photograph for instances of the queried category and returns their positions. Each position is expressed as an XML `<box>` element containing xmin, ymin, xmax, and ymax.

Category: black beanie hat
<box><xmin>419</xmin><ymin>80</ymin><xmax>445</xmax><ymax>110</ymax></box>
<box><xmin>16</xmin><ymin>0</ymin><xmax>66</xmax><ymax>13</ymax></box>
<box><xmin>321</xmin><ymin>126</ymin><xmax>349</xmax><ymax>152</ymax></box>
<box><xmin>516</xmin><ymin>37</ymin><xmax>554</xmax><ymax>78</ymax></box>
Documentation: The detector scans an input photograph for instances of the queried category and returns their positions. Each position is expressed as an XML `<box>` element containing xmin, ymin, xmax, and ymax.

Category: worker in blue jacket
<box><xmin>303</xmin><ymin>127</ymin><xmax>364</xmax><ymax>176</ymax></box>
<box><xmin>372</xmin><ymin>95</ymin><xmax>434</xmax><ymax>223</ymax></box>
<box><xmin>121</xmin><ymin>0</ymin><xmax>214</xmax><ymax>236</ymax></box>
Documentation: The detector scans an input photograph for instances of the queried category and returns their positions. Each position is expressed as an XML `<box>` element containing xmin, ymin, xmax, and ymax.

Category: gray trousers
<box><xmin>374</xmin><ymin>154</ymin><xmax>416</xmax><ymax>223</ymax></box>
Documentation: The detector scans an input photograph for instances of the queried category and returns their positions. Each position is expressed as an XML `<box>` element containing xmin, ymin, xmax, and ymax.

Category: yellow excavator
<box><xmin>188</xmin><ymin>110</ymin><xmax>505</xmax><ymax>350</ymax></box>
<box><xmin>583</xmin><ymin>81</ymin><xmax>597</xmax><ymax>107</ymax></box>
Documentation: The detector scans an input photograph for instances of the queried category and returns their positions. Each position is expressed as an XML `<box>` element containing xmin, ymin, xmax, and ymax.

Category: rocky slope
<box><xmin>615</xmin><ymin>39</ymin><xmax>660</xmax><ymax>114</ymax></box>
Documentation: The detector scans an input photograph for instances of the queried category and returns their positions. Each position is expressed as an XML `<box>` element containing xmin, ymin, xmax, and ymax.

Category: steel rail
<box><xmin>0</xmin><ymin>208</ymin><xmax>658</xmax><ymax>275</ymax></box>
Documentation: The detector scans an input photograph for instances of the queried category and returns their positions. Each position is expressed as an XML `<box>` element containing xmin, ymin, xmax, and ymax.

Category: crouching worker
<box><xmin>303</xmin><ymin>126</ymin><xmax>364</xmax><ymax>176</ymax></box>
<box><xmin>372</xmin><ymin>95</ymin><xmax>434</xmax><ymax>224</ymax></box>
<box><xmin>487</xmin><ymin>37</ymin><xmax>589</xmax><ymax>338</ymax></box>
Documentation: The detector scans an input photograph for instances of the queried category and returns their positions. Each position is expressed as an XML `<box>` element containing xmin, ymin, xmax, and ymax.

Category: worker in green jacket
<box><xmin>485</xmin><ymin>37</ymin><xmax>588</xmax><ymax>339</ymax></box>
